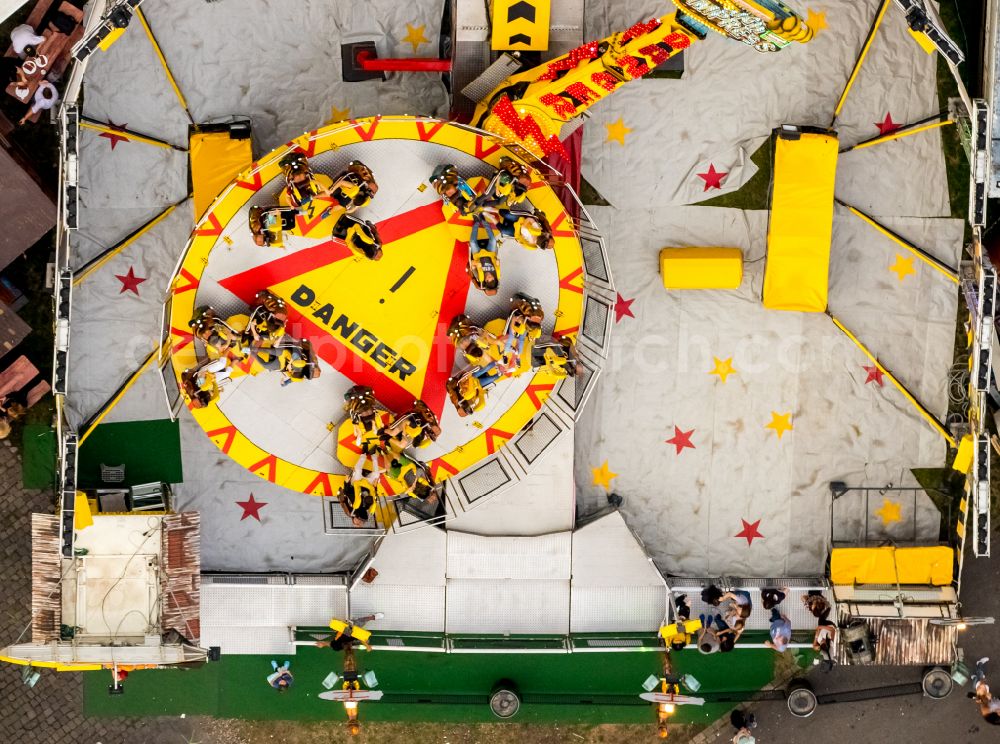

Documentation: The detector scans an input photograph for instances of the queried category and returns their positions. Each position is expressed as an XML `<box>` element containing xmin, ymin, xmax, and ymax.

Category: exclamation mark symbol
<box><xmin>380</xmin><ymin>266</ymin><xmax>416</xmax><ymax>304</ymax></box>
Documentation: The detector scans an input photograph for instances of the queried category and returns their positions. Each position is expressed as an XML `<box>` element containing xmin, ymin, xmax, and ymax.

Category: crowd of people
<box><xmin>662</xmin><ymin>585</ymin><xmax>837</xmax><ymax>660</ymax></box>
<box><xmin>182</xmin><ymin>289</ymin><xmax>319</xmax><ymax>409</ymax></box>
<box><xmin>3</xmin><ymin>2</ymin><xmax>86</xmax><ymax>126</ymax></box>
<box><xmin>265</xmin><ymin>613</ymin><xmax>385</xmax><ymax>737</ymax></box>
<box><xmin>336</xmin><ymin>385</ymin><xmax>442</xmax><ymax>527</ymax></box>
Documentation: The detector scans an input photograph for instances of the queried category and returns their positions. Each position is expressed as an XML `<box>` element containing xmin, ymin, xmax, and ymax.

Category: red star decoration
<box><xmin>236</xmin><ymin>493</ymin><xmax>267</xmax><ymax>521</ymax></box>
<box><xmin>696</xmin><ymin>164</ymin><xmax>727</xmax><ymax>191</ymax></box>
<box><xmin>875</xmin><ymin>112</ymin><xmax>901</xmax><ymax>136</ymax></box>
<box><xmin>862</xmin><ymin>364</ymin><xmax>885</xmax><ymax>386</ymax></box>
<box><xmin>613</xmin><ymin>292</ymin><xmax>635</xmax><ymax>323</ymax></box>
<box><xmin>665</xmin><ymin>425</ymin><xmax>696</xmax><ymax>455</ymax></box>
<box><xmin>99</xmin><ymin>120</ymin><xmax>130</xmax><ymax>150</ymax></box>
<box><xmin>735</xmin><ymin>518</ymin><xmax>764</xmax><ymax>546</ymax></box>
<box><xmin>115</xmin><ymin>266</ymin><xmax>147</xmax><ymax>295</ymax></box>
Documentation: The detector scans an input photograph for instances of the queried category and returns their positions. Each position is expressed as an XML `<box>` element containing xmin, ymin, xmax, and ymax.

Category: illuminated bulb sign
<box><xmin>672</xmin><ymin>0</ymin><xmax>813</xmax><ymax>52</ymax></box>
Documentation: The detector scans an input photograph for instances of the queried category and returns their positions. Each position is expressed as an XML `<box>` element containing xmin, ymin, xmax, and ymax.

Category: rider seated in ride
<box><xmin>531</xmin><ymin>337</ymin><xmax>579</xmax><ymax>378</ymax></box>
<box><xmin>448</xmin><ymin>314</ymin><xmax>516</xmax><ymax>388</ymax></box>
<box><xmin>248</xmin><ymin>205</ymin><xmax>298</xmax><ymax>247</ymax></box>
<box><xmin>496</xmin><ymin>210</ymin><xmax>555</xmax><ymax>251</ymax></box>
<box><xmin>344</xmin><ymin>385</ymin><xmax>390</xmax><ymax>457</ymax></box>
<box><xmin>333</xmin><ymin>212</ymin><xmax>383</xmax><ymax>261</ymax></box>
<box><xmin>380</xmin><ymin>400</ymin><xmax>440</xmax><ymax>453</ymax></box>
<box><xmin>476</xmin><ymin>156</ymin><xmax>532</xmax><ymax>211</ymax></box>
<box><xmin>181</xmin><ymin>358</ymin><xmax>232</xmax><ymax>409</ymax></box>
<box><xmin>430</xmin><ymin>163</ymin><xmax>478</xmax><ymax>215</ymax></box>
<box><xmin>189</xmin><ymin>306</ymin><xmax>241</xmax><ymax>361</ymax></box>
<box><xmin>386</xmin><ymin>453</ymin><xmax>439</xmax><ymax>506</ymax></box>
<box><xmin>503</xmin><ymin>293</ymin><xmax>544</xmax><ymax>362</ymax></box>
<box><xmin>278</xmin><ymin>340</ymin><xmax>321</xmax><ymax>384</ymax></box>
<box><xmin>467</xmin><ymin>233</ymin><xmax>500</xmax><ymax>295</ymax></box>
<box><xmin>243</xmin><ymin>290</ymin><xmax>288</xmax><ymax>349</ymax></box>
<box><xmin>337</xmin><ymin>474</ymin><xmax>379</xmax><ymax>527</ymax></box>
<box><xmin>446</xmin><ymin>371</ymin><xmax>487</xmax><ymax>417</ymax></box>
<box><xmin>329</xmin><ymin>161</ymin><xmax>378</xmax><ymax>211</ymax></box>
<box><xmin>280</xmin><ymin>150</ymin><xmax>330</xmax><ymax>210</ymax></box>
<box><xmin>431</xmin><ymin>164</ymin><xmax>501</xmax><ymax>294</ymax></box>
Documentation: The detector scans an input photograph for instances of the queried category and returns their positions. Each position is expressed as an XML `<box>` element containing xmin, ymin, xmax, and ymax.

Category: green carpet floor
<box><xmin>22</xmin><ymin>423</ymin><xmax>56</xmax><ymax>489</ymax></box>
<box><xmin>84</xmin><ymin>645</ymin><xmax>776</xmax><ymax>725</ymax></box>
<box><xmin>77</xmin><ymin>419</ymin><xmax>182</xmax><ymax>488</ymax></box>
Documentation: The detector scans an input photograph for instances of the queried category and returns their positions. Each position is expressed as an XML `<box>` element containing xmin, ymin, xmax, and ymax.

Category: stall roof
<box><xmin>0</xmin><ymin>147</ymin><xmax>54</xmax><ymax>269</ymax></box>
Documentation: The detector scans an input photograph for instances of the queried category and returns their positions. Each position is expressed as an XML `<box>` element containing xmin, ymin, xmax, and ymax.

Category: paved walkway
<box><xmin>0</xmin><ymin>438</ymin><xmax>194</xmax><ymax>743</ymax></box>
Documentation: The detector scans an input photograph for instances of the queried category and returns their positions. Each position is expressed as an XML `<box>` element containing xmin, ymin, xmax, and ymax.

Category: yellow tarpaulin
<box><xmin>762</xmin><ymin>128</ymin><xmax>839</xmax><ymax>312</ymax></box>
<box><xmin>190</xmin><ymin>131</ymin><xmax>253</xmax><ymax>221</ymax></box>
<box><xmin>830</xmin><ymin>546</ymin><xmax>954</xmax><ymax>586</ymax></box>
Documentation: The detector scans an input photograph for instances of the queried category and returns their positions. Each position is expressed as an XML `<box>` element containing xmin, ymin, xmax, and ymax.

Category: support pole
<box><xmin>80</xmin><ymin>118</ymin><xmax>186</xmax><ymax>151</ymax></box>
<box><xmin>73</xmin><ymin>199</ymin><xmax>188</xmax><ymax>287</ymax></box>
<box><xmin>839</xmin><ymin>114</ymin><xmax>954</xmax><ymax>153</ymax></box>
<box><xmin>78</xmin><ymin>341</ymin><xmax>168</xmax><ymax>447</ymax></box>
<box><xmin>356</xmin><ymin>50</ymin><xmax>451</xmax><ymax>73</ymax></box>
<box><xmin>830</xmin><ymin>0</ymin><xmax>892</xmax><ymax>127</ymax></box>
<box><xmin>134</xmin><ymin>7</ymin><xmax>194</xmax><ymax>124</ymax></box>
<box><xmin>829</xmin><ymin>314</ymin><xmax>956</xmax><ymax>448</ymax></box>
<box><xmin>837</xmin><ymin>200</ymin><xmax>959</xmax><ymax>283</ymax></box>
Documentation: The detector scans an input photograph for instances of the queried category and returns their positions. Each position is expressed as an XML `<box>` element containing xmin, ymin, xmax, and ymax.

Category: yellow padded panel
<box><xmin>74</xmin><ymin>491</ymin><xmax>93</xmax><ymax>530</ymax></box>
<box><xmin>660</xmin><ymin>247</ymin><xmax>743</xmax><ymax>290</ymax></box>
<box><xmin>952</xmin><ymin>434</ymin><xmax>974</xmax><ymax>474</ymax></box>
<box><xmin>830</xmin><ymin>546</ymin><xmax>954</xmax><ymax>586</ymax></box>
<box><xmin>491</xmin><ymin>0</ymin><xmax>551</xmax><ymax>51</ymax></box>
<box><xmin>190</xmin><ymin>131</ymin><xmax>253</xmax><ymax>221</ymax></box>
<box><xmin>763</xmin><ymin>130</ymin><xmax>839</xmax><ymax>312</ymax></box>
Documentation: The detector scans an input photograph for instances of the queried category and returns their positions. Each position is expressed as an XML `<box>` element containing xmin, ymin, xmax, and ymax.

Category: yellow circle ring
<box><xmin>169</xmin><ymin>116</ymin><xmax>585</xmax><ymax>496</ymax></box>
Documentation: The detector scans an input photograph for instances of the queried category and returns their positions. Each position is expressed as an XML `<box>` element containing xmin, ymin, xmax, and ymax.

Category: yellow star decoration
<box><xmin>329</xmin><ymin>105</ymin><xmax>351</xmax><ymax>124</ymax></box>
<box><xmin>765</xmin><ymin>411</ymin><xmax>794</xmax><ymax>440</ymax></box>
<box><xmin>402</xmin><ymin>23</ymin><xmax>429</xmax><ymax>53</ymax></box>
<box><xmin>889</xmin><ymin>254</ymin><xmax>916</xmax><ymax>282</ymax></box>
<box><xmin>709</xmin><ymin>357</ymin><xmax>737</xmax><ymax>383</ymax></box>
<box><xmin>806</xmin><ymin>8</ymin><xmax>828</xmax><ymax>32</ymax></box>
<box><xmin>592</xmin><ymin>460</ymin><xmax>618</xmax><ymax>490</ymax></box>
<box><xmin>874</xmin><ymin>498</ymin><xmax>903</xmax><ymax>526</ymax></box>
<box><xmin>605</xmin><ymin>117</ymin><xmax>632</xmax><ymax>146</ymax></box>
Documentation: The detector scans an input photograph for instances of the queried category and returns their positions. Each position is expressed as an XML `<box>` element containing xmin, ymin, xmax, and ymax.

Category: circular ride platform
<box><xmin>168</xmin><ymin>117</ymin><xmax>586</xmax><ymax>496</ymax></box>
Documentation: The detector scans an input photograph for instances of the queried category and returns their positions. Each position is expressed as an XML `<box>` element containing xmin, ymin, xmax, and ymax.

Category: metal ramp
<box><xmin>200</xmin><ymin>574</ymin><xmax>348</xmax><ymax>655</ymax></box>
<box><xmin>445</xmin><ymin>531</ymin><xmax>572</xmax><ymax>635</ymax></box>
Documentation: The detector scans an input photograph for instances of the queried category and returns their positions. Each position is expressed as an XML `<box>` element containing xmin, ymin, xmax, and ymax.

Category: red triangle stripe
<box><xmin>205</xmin><ymin>425</ymin><xmax>238</xmax><ymax>455</ymax></box>
<box><xmin>235</xmin><ymin>168</ymin><xmax>263</xmax><ymax>192</ymax></box>
<box><xmin>170</xmin><ymin>327</ymin><xmax>193</xmax><ymax>353</ymax></box>
<box><xmin>194</xmin><ymin>212</ymin><xmax>222</xmax><ymax>237</ymax></box>
<box><xmin>305</xmin><ymin>471</ymin><xmax>334</xmax><ymax>497</ymax></box>
<box><xmin>249</xmin><ymin>454</ymin><xmax>278</xmax><ymax>483</ymax></box>
<box><xmin>173</xmin><ymin>268</ymin><xmax>200</xmax><ymax>294</ymax></box>
<box><xmin>350</xmin><ymin>117</ymin><xmax>381</xmax><ymax>142</ymax></box>
<box><xmin>416</xmin><ymin>119</ymin><xmax>446</xmax><ymax>142</ymax></box>
<box><xmin>559</xmin><ymin>267</ymin><xmax>585</xmax><ymax>294</ymax></box>
<box><xmin>474</xmin><ymin>136</ymin><xmax>502</xmax><ymax>160</ymax></box>
<box><xmin>429</xmin><ymin>457</ymin><xmax>459</xmax><ymax>480</ymax></box>
<box><xmin>549</xmin><ymin>211</ymin><xmax>575</xmax><ymax>238</ymax></box>
<box><xmin>484</xmin><ymin>427</ymin><xmax>514</xmax><ymax>455</ymax></box>
<box><xmin>525</xmin><ymin>382</ymin><xmax>555</xmax><ymax>410</ymax></box>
